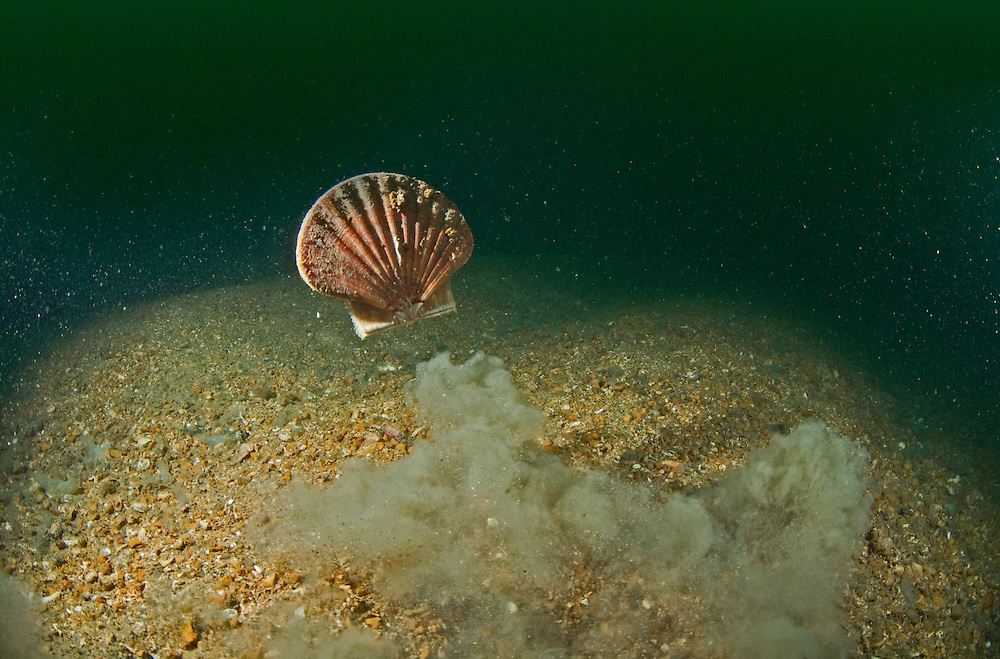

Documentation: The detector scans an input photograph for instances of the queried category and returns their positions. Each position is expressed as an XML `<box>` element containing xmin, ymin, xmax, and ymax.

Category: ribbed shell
<box><xmin>295</xmin><ymin>172</ymin><xmax>474</xmax><ymax>338</ymax></box>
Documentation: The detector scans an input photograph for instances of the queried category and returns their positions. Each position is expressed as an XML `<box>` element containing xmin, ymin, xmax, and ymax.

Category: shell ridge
<box><xmin>374</xmin><ymin>176</ymin><xmax>412</xmax><ymax>305</ymax></box>
<box><xmin>341</xmin><ymin>180</ymin><xmax>419</xmax><ymax>309</ymax></box>
<box><xmin>416</xmin><ymin>228</ymin><xmax>456</xmax><ymax>298</ymax></box>
<box><xmin>360</xmin><ymin>175</ymin><xmax>404</xmax><ymax>284</ymax></box>
<box><xmin>317</xmin><ymin>195</ymin><xmax>397</xmax><ymax>306</ymax></box>
<box><xmin>414</xmin><ymin>218</ymin><xmax>442</xmax><ymax>286</ymax></box>
<box><xmin>364</xmin><ymin>174</ymin><xmax>420</xmax><ymax>311</ymax></box>
<box><xmin>402</xmin><ymin>208</ymin><xmax>430</xmax><ymax>300</ymax></box>
<box><xmin>317</xmin><ymin>247</ymin><xmax>394</xmax><ymax>308</ymax></box>
<box><xmin>343</xmin><ymin>179</ymin><xmax>396</xmax><ymax>286</ymax></box>
<box><xmin>401</xmin><ymin>196</ymin><xmax>425</xmax><ymax>298</ymax></box>
<box><xmin>396</xmin><ymin>179</ymin><xmax>425</xmax><ymax>302</ymax></box>
<box><xmin>413</xmin><ymin>234</ymin><xmax>444</xmax><ymax>298</ymax></box>
<box><xmin>382</xmin><ymin>174</ymin><xmax>408</xmax><ymax>271</ymax></box>
<box><xmin>319</xmin><ymin>196</ymin><xmax>383</xmax><ymax>281</ymax></box>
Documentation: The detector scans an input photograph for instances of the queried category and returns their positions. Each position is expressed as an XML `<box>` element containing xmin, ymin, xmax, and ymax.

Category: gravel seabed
<box><xmin>2</xmin><ymin>257</ymin><xmax>997</xmax><ymax>658</ymax></box>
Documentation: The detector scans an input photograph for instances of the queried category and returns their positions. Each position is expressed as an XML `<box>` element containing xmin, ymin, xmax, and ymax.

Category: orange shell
<box><xmin>295</xmin><ymin>173</ymin><xmax>474</xmax><ymax>338</ymax></box>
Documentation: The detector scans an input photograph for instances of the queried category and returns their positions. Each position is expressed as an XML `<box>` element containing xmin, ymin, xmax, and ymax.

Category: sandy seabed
<box><xmin>1</xmin><ymin>257</ymin><xmax>997</xmax><ymax>658</ymax></box>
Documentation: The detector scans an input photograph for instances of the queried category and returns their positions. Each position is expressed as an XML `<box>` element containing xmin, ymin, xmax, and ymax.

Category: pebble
<box><xmin>180</xmin><ymin>620</ymin><xmax>199</xmax><ymax>649</ymax></box>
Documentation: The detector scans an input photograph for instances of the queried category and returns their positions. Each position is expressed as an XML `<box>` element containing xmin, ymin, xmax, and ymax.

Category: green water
<box><xmin>2</xmin><ymin>1</ymin><xmax>998</xmax><ymax>413</ymax></box>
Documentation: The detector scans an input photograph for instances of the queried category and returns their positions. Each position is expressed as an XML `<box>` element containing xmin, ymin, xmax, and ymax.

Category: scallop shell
<box><xmin>295</xmin><ymin>172</ymin><xmax>474</xmax><ymax>338</ymax></box>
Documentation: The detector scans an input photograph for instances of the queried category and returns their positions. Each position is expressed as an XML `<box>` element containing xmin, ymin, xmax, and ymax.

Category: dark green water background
<box><xmin>1</xmin><ymin>2</ymin><xmax>998</xmax><ymax>428</ymax></box>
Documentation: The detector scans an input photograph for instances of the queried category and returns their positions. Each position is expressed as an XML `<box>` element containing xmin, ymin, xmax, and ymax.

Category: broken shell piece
<box><xmin>295</xmin><ymin>172</ymin><xmax>474</xmax><ymax>338</ymax></box>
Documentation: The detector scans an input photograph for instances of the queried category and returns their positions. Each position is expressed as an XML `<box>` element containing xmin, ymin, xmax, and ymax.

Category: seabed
<box><xmin>1</xmin><ymin>257</ymin><xmax>996</xmax><ymax>658</ymax></box>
